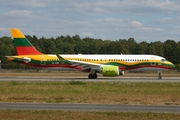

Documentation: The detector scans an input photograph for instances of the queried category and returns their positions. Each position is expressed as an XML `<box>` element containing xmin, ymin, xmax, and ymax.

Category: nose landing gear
<box><xmin>158</xmin><ymin>71</ymin><xmax>162</xmax><ymax>79</ymax></box>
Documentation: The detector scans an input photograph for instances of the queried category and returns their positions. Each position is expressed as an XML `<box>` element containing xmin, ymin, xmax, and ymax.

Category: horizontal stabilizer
<box><xmin>6</xmin><ymin>56</ymin><xmax>31</xmax><ymax>63</ymax></box>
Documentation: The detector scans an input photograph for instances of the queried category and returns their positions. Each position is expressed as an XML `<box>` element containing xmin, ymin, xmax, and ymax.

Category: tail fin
<box><xmin>11</xmin><ymin>28</ymin><xmax>43</xmax><ymax>55</ymax></box>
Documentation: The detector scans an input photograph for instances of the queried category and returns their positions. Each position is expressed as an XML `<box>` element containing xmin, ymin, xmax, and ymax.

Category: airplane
<box><xmin>6</xmin><ymin>28</ymin><xmax>175</xmax><ymax>79</ymax></box>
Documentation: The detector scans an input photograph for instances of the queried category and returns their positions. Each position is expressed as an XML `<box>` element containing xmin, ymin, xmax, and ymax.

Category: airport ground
<box><xmin>0</xmin><ymin>69</ymin><xmax>180</xmax><ymax>77</ymax></box>
<box><xmin>0</xmin><ymin>70</ymin><xmax>180</xmax><ymax>120</ymax></box>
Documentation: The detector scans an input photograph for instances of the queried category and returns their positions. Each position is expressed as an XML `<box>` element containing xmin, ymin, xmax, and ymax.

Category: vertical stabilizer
<box><xmin>11</xmin><ymin>28</ymin><xmax>43</xmax><ymax>55</ymax></box>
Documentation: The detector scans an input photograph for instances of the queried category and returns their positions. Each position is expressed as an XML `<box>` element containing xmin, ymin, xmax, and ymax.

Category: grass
<box><xmin>0</xmin><ymin>71</ymin><xmax>180</xmax><ymax>119</ymax></box>
<box><xmin>0</xmin><ymin>110</ymin><xmax>180</xmax><ymax>120</ymax></box>
<box><xmin>0</xmin><ymin>81</ymin><xmax>179</xmax><ymax>105</ymax></box>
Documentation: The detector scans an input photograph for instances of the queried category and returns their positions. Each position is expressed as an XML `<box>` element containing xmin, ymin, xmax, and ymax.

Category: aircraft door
<box><xmin>41</xmin><ymin>57</ymin><xmax>46</xmax><ymax>65</ymax></box>
<box><xmin>150</xmin><ymin>57</ymin><xmax>156</xmax><ymax>66</ymax></box>
<box><xmin>104</xmin><ymin>57</ymin><xmax>107</xmax><ymax>63</ymax></box>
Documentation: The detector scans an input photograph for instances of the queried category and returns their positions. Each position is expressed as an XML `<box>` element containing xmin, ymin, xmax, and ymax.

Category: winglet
<box><xmin>56</xmin><ymin>54</ymin><xmax>65</xmax><ymax>60</ymax></box>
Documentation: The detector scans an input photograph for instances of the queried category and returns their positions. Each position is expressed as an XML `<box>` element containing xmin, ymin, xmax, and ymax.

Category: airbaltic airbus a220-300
<box><xmin>7</xmin><ymin>28</ymin><xmax>175</xmax><ymax>79</ymax></box>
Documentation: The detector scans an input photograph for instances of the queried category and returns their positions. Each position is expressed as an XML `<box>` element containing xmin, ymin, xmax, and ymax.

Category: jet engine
<box><xmin>100</xmin><ymin>66</ymin><xmax>124</xmax><ymax>77</ymax></box>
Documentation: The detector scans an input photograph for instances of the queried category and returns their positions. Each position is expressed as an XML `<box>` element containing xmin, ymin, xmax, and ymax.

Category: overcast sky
<box><xmin>0</xmin><ymin>0</ymin><xmax>180</xmax><ymax>42</ymax></box>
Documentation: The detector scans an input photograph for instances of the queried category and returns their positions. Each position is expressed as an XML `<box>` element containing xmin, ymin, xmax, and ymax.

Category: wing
<box><xmin>69</xmin><ymin>60</ymin><xmax>102</xmax><ymax>71</ymax></box>
<box><xmin>56</xmin><ymin>54</ymin><xmax>102</xmax><ymax>71</ymax></box>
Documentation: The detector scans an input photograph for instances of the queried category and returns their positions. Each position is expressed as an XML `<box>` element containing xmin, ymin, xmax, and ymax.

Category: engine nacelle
<box><xmin>101</xmin><ymin>66</ymin><xmax>121</xmax><ymax>77</ymax></box>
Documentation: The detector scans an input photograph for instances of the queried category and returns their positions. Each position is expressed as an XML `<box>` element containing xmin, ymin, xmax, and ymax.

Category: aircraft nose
<box><xmin>172</xmin><ymin>63</ymin><xmax>176</xmax><ymax>69</ymax></box>
<box><xmin>169</xmin><ymin>62</ymin><xmax>176</xmax><ymax>69</ymax></box>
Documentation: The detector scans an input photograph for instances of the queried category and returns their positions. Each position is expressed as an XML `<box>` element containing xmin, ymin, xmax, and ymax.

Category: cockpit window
<box><xmin>161</xmin><ymin>59</ymin><xmax>166</xmax><ymax>62</ymax></box>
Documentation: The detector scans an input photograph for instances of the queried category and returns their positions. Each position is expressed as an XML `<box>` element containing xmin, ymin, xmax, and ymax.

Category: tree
<box><xmin>127</xmin><ymin>38</ymin><xmax>138</xmax><ymax>54</ymax></box>
<box><xmin>137</xmin><ymin>41</ymin><xmax>149</xmax><ymax>54</ymax></box>
<box><xmin>99</xmin><ymin>40</ymin><xmax>111</xmax><ymax>54</ymax></box>
<box><xmin>163</xmin><ymin>40</ymin><xmax>177</xmax><ymax>64</ymax></box>
<box><xmin>118</xmin><ymin>39</ymin><xmax>130</xmax><ymax>54</ymax></box>
<box><xmin>108</xmin><ymin>41</ymin><xmax>119</xmax><ymax>54</ymax></box>
<box><xmin>148</xmin><ymin>41</ymin><xmax>164</xmax><ymax>56</ymax></box>
<box><xmin>62</xmin><ymin>42</ymin><xmax>74</xmax><ymax>54</ymax></box>
<box><xmin>0</xmin><ymin>44</ymin><xmax>11</xmax><ymax>64</ymax></box>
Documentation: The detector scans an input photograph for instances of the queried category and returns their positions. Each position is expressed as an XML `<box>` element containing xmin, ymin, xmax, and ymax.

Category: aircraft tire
<box><xmin>158</xmin><ymin>76</ymin><xmax>162</xmax><ymax>79</ymax></box>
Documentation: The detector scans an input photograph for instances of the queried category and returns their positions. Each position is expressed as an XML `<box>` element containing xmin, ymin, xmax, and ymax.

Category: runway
<box><xmin>0</xmin><ymin>103</ymin><xmax>180</xmax><ymax>113</ymax></box>
<box><xmin>0</xmin><ymin>76</ymin><xmax>180</xmax><ymax>82</ymax></box>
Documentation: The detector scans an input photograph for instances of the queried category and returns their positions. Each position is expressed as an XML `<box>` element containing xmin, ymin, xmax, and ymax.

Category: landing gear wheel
<box><xmin>158</xmin><ymin>75</ymin><xmax>162</xmax><ymax>79</ymax></box>
<box><xmin>158</xmin><ymin>72</ymin><xmax>162</xmax><ymax>79</ymax></box>
<box><xmin>88</xmin><ymin>73</ymin><xmax>97</xmax><ymax>79</ymax></box>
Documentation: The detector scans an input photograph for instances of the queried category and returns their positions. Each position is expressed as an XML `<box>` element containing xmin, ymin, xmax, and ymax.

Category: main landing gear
<box><xmin>158</xmin><ymin>71</ymin><xmax>162</xmax><ymax>79</ymax></box>
<box><xmin>88</xmin><ymin>71</ymin><xmax>98</xmax><ymax>79</ymax></box>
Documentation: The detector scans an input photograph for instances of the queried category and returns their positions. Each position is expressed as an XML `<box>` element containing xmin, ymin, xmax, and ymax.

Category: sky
<box><xmin>0</xmin><ymin>0</ymin><xmax>180</xmax><ymax>43</ymax></box>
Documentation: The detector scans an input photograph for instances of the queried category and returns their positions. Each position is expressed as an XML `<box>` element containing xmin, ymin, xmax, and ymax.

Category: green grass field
<box><xmin>0</xmin><ymin>71</ymin><xmax>180</xmax><ymax>119</ymax></box>
<box><xmin>0</xmin><ymin>81</ymin><xmax>179</xmax><ymax>105</ymax></box>
<box><xmin>0</xmin><ymin>110</ymin><xmax>180</xmax><ymax>120</ymax></box>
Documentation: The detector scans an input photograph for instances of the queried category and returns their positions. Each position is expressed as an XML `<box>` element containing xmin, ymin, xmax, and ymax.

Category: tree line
<box><xmin>0</xmin><ymin>35</ymin><xmax>180</xmax><ymax>70</ymax></box>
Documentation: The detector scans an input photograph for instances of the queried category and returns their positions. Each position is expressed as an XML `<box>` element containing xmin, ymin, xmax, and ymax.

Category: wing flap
<box><xmin>69</xmin><ymin>60</ymin><xmax>101</xmax><ymax>70</ymax></box>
